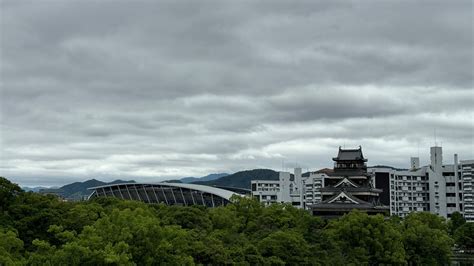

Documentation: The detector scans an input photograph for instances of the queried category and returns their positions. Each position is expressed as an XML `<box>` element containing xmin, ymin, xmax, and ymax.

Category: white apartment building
<box><xmin>370</xmin><ymin>146</ymin><xmax>472</xmax><ymax>220</ymax></box>
<box><xmin>461</xmin><ymin>160</ymin><xmax>474</xmax><ymax>221</ymax></box>
<box><xmin>369</xmin><ymin>166</ymin><xmax>430</xmax><ymax>217</ymax></box>
<box><xmin>251</xmin><ymin>168</ymin><xmax>324</xmax><ymax>209</ymax></box>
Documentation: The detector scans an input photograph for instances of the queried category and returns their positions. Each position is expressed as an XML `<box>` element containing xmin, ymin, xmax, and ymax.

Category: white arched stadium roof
<box><xmin>88</xmin><ymin>182</ymin><xmax>240</xmax><ymax>201</ymax></box>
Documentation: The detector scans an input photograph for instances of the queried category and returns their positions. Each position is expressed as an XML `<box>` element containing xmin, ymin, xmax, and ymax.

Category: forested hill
<box><xmin>193</xmin><ymin>169</ymin><xmax>279</xmax><ymax>188</ymax></box>
<box><xmin>180</xmin><ymin>173</ymin><xmax>229</xmax><ymax>183</ymax></box>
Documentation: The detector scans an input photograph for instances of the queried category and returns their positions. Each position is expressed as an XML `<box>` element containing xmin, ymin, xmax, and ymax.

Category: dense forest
<box><xmin>1</xmin><ymin>177</ymin><xmax>473</xmax><ymax>265</ymax></box>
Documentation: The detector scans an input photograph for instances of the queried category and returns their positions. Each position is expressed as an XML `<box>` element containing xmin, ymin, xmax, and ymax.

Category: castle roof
<box><xmin>333</xmin><ymin>146</ymin><xmax>367</xmax><ymax>162</ymax></box>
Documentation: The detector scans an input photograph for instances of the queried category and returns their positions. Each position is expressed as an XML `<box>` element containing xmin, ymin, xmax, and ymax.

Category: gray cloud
<box><xmin>1</xmin><ymin>0</ymin><xmax>473</xmax><ymax>186</ymax></box>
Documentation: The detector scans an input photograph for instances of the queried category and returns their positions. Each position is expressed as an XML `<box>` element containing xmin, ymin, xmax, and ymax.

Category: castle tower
<box><xmin>311</xmin><ymin>146</ymin><xmax>389</xmax><ymax>218</ymax></box>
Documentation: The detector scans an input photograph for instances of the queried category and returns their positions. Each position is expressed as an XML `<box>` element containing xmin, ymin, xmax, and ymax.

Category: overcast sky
<box><xmin>1</xmin><ymin>0</ymin><xmax>473</xmax><ymax>186</ymax></box>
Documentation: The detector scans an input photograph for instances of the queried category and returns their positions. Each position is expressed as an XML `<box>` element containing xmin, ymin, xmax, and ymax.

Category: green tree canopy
<box><xmin>0</xmin><ymin>229</ymin><xmax>25</xmax><ymax>265</ymax></box>
<box><xmin>258</xmin><ymin>230</ymin><xmax>311</xmax><ymax>265</ymax></box>
<box><xmin>0</xmin><ymin>177</ymin><xmax>23</xmax><ymax>212</ymax></box>
<box><xmin>402</xmin><ymin>212</ymin><xmax>453</xmax><ymax>265</ymax></box>
<box><xmin>449</xmin><ymin>211</ymin><xmax>466</xmax><ymax>235</ymax></box>
<box><xmin>324</xmin><ymin>211</ymin><xmax>406</xmax><ymax>265</ymax></box>
<box><xmin>454</xmin><ymin>222</ymin><xmax>474</xmax><ymax>250</ymax></box>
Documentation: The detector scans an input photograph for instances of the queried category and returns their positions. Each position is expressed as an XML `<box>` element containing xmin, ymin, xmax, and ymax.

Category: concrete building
<box><xmin>369</xmin><ymin>166</ymin><xmax>431</xmax><ymax>218</ymax></box>
<box><xmin>251</xmin><ymin>180</ymin><xmax>280</xmax><ymax>205</ymax></box>
<box><xmin>461</xmin><ymin>160</ymin><xmax>474</xmax><ymax>221</ymax></box>
<box><xmin>251</xmin><ymin>168</ymin><xmax>324</xmax><ymax>209</ymax></box>
<box><xmin>304</xmin><ymin>171</ymin><xmax>324</xmax><ymax>207</ymax></box>
<box><xmin>370</xmin><ymin>146</ymin><xmax>472</xmax><ymax>220</ymax></box>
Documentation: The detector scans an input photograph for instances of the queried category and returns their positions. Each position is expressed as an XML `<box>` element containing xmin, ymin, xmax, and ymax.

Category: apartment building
<box><xmin>251</xmin><ymin>168</ymin><xmax>324</xmax><ymax>209</ymax></box>
<box><xmin>461</xmin><ymin>160</ymin><xmax>474</xmax><ymax>221</ymax></box>
<box><xmin>370</xmin><ymin>146</ymin><xmax>472</xmax><ymax>220</ymax></box>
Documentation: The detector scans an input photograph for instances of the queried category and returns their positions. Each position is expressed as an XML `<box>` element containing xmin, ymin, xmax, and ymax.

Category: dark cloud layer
<box><xmin>1</xmin><ymin>0</ymin><xmax>473</xmax><ymax>186</ymax></box>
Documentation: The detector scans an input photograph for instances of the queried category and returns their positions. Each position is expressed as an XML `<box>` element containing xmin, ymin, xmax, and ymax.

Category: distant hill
<box><xmin>180</xmin><ymin>173</ymin><xmax>229</xmax><ymax>183</ymax></box>
<box><xmin>162</xmin><ymin>180</ymin><xmax>182</xmax><ymax>183</ymax></box>
<box><xmin>193</xmin><ymin>169</ymin><xmax>278</xmax><ymax>189</ymax></box>
<box><xmin>22</xmin><ymin>186</ymin><xmax>57</xmax><ymax>192</ymax></box>
<box><xmin>54</xmin><ymin>179</ymin><xmax>136</xmax><ymax>200</ymax></box>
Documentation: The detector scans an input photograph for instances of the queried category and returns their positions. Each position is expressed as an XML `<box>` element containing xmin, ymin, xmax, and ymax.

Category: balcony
<box><xmin>446</xmin><ymin>187</ymin><xmax>456</xmax><ymax>193</ymax></box>
<box><xmin>446</xmin><ymin>176</ymin><xmax>456</xmax><ymax>183</ymax></box>
<box><xmin>447</xmin><ymin>197</ymin><xmax>457</xmax><ymax>203</ymax></box>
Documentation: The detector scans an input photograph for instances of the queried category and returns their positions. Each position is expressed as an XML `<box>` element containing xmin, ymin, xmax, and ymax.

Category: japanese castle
<box><xmin>311</xmin><ymin>146</ymin><xmax>389</xmax><ymax>218</ymax></box>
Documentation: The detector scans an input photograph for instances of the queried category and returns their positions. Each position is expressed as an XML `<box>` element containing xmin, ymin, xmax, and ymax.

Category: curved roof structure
<box><xmin>87</xmin><ymin>182</ymin><xmax>242</xmax><ymax>207</ymax></box>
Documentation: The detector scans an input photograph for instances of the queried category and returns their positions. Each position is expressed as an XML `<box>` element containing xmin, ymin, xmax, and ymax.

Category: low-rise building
<box><xmin>251</xmin><ymin>168</ymin><xmax>324</xmax><ymax>209</ymax></box>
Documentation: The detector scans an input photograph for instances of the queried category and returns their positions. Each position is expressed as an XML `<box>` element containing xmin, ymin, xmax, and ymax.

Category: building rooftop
<box><xmin>333</xmin><ymin>146</ymin><xmax>367</xmax><ymax>162</ymax></box>
<box><xmin>88</xmin><ymin>182</ymin><xmax>240</xmax><ymax>201</ymax></box>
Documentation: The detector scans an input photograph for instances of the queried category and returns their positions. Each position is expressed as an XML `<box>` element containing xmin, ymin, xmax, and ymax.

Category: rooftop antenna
<box><xmin>434</xmin><ymin>128</ymin><xmax>437</xmax><ymax>147</ymax></box>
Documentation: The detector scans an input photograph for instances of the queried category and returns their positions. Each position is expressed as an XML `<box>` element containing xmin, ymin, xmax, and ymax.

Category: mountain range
<box><xmin>22</xmin><ymin>186</ymin><xmax>57</xmax><ymax>192</ymax></box>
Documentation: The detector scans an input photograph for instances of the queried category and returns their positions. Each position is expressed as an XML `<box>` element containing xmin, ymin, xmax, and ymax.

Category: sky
<box><xmin>1</xmin><ymin>0</ymin><xmax>473</xmax><ymax>187</ymax></box>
